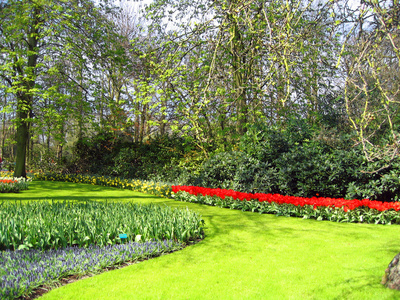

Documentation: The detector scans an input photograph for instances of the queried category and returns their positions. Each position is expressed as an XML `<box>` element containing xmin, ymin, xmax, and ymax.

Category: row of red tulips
<box><xmin>0</xmin><ymin>179</ymin><xmax>17</xmax><ymax>184</ymax></box>
<box><xmin>0</xmin><ymin>177</ymin><xmax>30</xmax><ymax>193</ymax></box>
<box><xmin>171</xmin><ymin>185</ymin><xmax>400</xmax><ymax>212</ymax></box>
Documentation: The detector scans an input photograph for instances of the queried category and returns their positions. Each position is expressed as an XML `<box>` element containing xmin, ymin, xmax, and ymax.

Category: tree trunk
<box><xmin>14</xmin><ymin>96</ymin><xmax>31</xmax><ymax>178</ymax></box>
<box><xmin>14</xmin><ymin>8</ymin><xmax>39</xmax><ymax>178</ymax></box>
<box><xmin>2</xmin><ymin>95</ymin><xmax>6</xmax><ymax>159</ymax></box>
<box><xmin>228</xmin><ymin>9</ymin><xmax>247</xmax><ymax>135</ymax></box>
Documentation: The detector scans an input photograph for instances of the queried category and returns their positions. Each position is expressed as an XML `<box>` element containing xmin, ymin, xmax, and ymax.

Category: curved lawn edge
<box><xmin>29</xmin><ymin>173</ymin><xmax>400</xmax><ymax>224</ymax></box>
<box><xmin>1</xmin><ymin>240</ymin><xmax>186</xmax><ymax>300</ymax></box>
<box><xmin>0</xmin><ymin>182</ymin><xmax>205</xmax><ymax>299</ymax></box>
<box><xmin>32</xmin><ymin>173</ymin><xmax>172</xmax><ymax>198</ymax></box>
<box><xmin>35</xmin><ymin>181</ymin><xmax>400</xmax><ymax>300</ymax></box>
<box><xmin>6</xmin><ymin>181</ymin><xmax>400</xmax><ymax>299</ymax></box>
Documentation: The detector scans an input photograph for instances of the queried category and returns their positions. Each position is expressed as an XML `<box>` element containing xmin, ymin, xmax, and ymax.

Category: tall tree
<box><xmin>341</xmin><ymin>0</ymin><xmax>400</xmax><ymax>166</ymax></box>
<box><xmin>0</xmin><ymin>0</ymin><xmax>120</xmax><ymax>177</ymax></box>
<box><xmin>144</xmin><ymin>0</ymin><xmax>344</xmax><ymax>151</ymax></box>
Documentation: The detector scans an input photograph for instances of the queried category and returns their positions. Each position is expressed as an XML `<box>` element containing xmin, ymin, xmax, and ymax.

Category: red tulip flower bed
<box><xmin>172</xmin><ymin>185</ymin><xmax>400</xmax><ymax>224</ymax></box>
<box><xmin>0</xmin><ymin>179</ymin><xmax>17</xmax><ymax>184</ymax></box>
<box><xmin>0</xmin><ymin>177</ymin><xmax>30</xmax><ymax>193</ymax></box>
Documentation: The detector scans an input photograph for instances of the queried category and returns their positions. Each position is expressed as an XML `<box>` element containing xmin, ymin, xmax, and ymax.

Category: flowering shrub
<box><xmin>34</xmin><ymin>173</ymin><xmax>172</xmax><ymax>198</ymax></box>
<box><xmin>0</xmin><ymin>177</ymin><xmax>30</xmax><ymax>193</ymax></box>
<box><xmin>172</xmin><ymin>185</ymin><xmax>400</xmax><ymax>224</ymax></box>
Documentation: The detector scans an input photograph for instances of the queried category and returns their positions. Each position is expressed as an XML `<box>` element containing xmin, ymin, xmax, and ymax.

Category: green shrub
<box><xmin>346</xmin><ymin>160</ymin><xmax>400</xmax><ymax>202</ymax></box>
<box><xmin>71</xmin><ymin>132</ymin><xmax>195</xmax><ymax>180</ymax></box>
<box><xmin>195</xmin><ymin>151</ymin><xmax>279</xmax><ymax>194</ymax></box>
<box><xmin>274</xmin><ymin>142</ymin><xmax>366</xmax><ymax>198</ymax></box>
<box><xmin>153</xmin><ymin>150</ymin><xmax>207</xmax><ymax>185</ymax></box>
<box><xmin>198</xmin><ymin>151</ymin><xmax>242</xmax><ymax>189</ymax></box>
<box><xmin>239</xmin><ymin>120</ymin><xmax>314</xmax><ymax>163</ymax></box>
<box><xmin>72</xmin><ymin>131</ymin><xmax>122</xmax><ymax>174</ymax></box>
<box><xmin>233</xmin><ymin>157</ymin><xmax>279</xmax><ymax>194</ymax></box>
<box><xmin>198</xmin><ymin>121</ymin><xmax>400</xmax><ymax>201</ymax></box>
<box><xmin>109</xmin><ymin>147</ymin><xmax>141</xmax><ymax>178</ymax></box>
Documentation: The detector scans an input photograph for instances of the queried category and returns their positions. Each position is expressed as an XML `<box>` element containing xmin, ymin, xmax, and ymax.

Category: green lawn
<box><xmin>3</xmin><ymin>181</ymin><xmax>400</xmax><ymax>299</ymax></box>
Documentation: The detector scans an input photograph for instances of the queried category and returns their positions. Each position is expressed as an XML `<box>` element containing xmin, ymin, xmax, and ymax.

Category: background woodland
<box><xmin>1</xmin><ymin>0</ymin><xmax>399</xmax><ymax>201</ymax></box>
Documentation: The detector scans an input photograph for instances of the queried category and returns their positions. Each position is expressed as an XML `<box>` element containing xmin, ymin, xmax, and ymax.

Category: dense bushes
<box><xmin>196</xmin><ymin>151</ymin><xmax>278</xmax><ymax>194</ymax></box>
<box><xmin>48</xmin><ymin>121</ymin><xmax>400</xmax><ymax>202</ymax></box>
<box><xmin>195</xmin><ymin>122</ymin><xmax>400</xmax><ymax>202</ymax></box>
<box><xmin>345</xmin><ymin>160</ymin><xmax>400</xmax><ymax>202</ymax></box>
<box><xmin>273</xmin><ymin>142</ymin><xmax>365</xmax><ymax>198</ymax></box>
<box><xmin>70</xmin><ymin>132</ymin><xmax>191</xmax><ymax>180</ymax></box>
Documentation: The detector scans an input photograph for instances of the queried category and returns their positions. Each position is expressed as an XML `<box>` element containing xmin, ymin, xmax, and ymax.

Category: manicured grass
<box><xmin>3</xmin><ymin>181</ymin><xmax>400</xmax><ymax>299</ymax></box>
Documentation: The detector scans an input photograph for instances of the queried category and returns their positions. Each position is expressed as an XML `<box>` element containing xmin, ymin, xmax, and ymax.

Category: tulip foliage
<box><xmin>0</xmin><ymin>201</ymin><xmax>204</xmax><ymax>251</ymax></box>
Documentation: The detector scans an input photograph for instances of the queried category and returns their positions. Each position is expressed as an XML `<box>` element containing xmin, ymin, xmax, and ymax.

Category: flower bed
<box><xmin>0</xmin><ymin>200</ymin><xmax>204</xmax><ymax>298</ymax></box>
<box><xmin>172</xmin><ymin>185</ymin><xmax>400</xmax><ymax>225</ymax></box>
<box><xmin>0</xmin><ymin>201</ymin><xmax>204</xmax><ymax>251</ymax></box>
<box><xmin>0</xmin><ymin>177</ymin><xmax>30</xmax><ymax>193</ymax></box>
<box><xmin>1</xmin><ymin>240</ymin><xmax>181</xmax><ymax>299</ymax></box>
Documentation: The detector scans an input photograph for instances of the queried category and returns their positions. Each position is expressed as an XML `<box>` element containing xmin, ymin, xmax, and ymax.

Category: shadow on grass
<box><xmin>310</xmin><ymin>272</ymin><xmax>394</xmax><ymax>300</ymax></box>
<box><xmin>2</xmin><ymin>194</ymin><xmax>160</xmax><ymax>201</ymax></box>
<box><xmin>1</xmin><ymin>180</ymin><xmax>162</xmax><ymax>202</ymax></box>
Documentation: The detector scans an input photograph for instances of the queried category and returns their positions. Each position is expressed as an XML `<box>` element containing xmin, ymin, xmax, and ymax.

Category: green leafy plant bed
<box><xmin>172</xmin><ymin>186</ymin><xmax>400</xmax><ymax>225</ymax></box>
<box><xmin>0</xmin><ymin>177</ymin><xmax>30</xmax><ymax>193</ymax></box>
<box><xmin>0</xmin><ymin>200</ymin><xmax>204</xmax><ymax>299</ymax></box>
<box><xmin>0</xmin><ymin>201</ymin><xmax>204</xmax><ymax>250</ymax></box>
